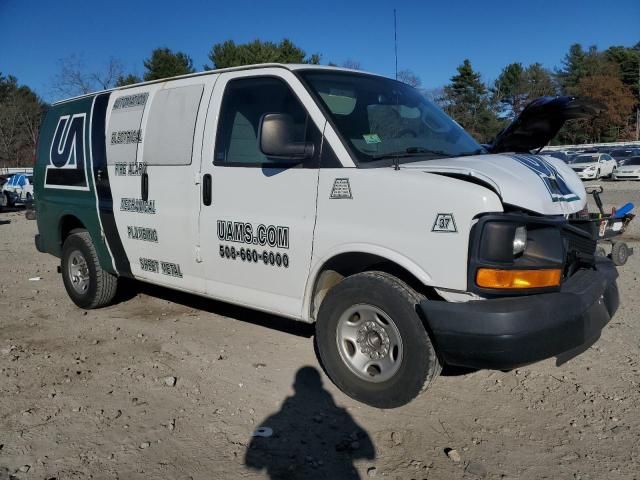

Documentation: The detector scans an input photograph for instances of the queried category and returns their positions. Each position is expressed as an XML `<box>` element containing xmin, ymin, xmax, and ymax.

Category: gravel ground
<box><xmin>1</xmin><ymin>181</ymin><xmax>639</xmax><ymax>480</ymax></box>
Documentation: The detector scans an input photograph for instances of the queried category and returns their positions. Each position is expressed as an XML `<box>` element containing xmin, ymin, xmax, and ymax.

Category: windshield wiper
<box><xmin>372</xmin><ymin>147</ymin><xmax>453</xmax><ymax>160</ymax></box>
<box><xmin>456</xmin><ymin>148</ymin><xmax>486</xmax><ymax>157</ymax></box>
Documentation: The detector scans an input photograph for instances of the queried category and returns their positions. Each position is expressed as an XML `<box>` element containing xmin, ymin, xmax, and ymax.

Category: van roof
<box><xmin>52</xmin><ymin>63</ymin><xmax>381</xmax><ymax>106</ymax></box>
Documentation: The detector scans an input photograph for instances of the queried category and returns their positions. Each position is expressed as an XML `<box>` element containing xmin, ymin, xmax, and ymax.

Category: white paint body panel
<box><xmin>95</xmin><ymin>65</ymin><xmax>588</xmax><ymax>323</ymax></box>
<box><xmin>308</xmin><ymin>168</ymin><xmax>503</xmax><ymax>302</ymax></box>
<box><xmin>198</xmin><ymin>69</ymin><xmax>325</xmax><ymax>318</ymax></box>
<box><xmin>105</xmin><ymin>76</ymin><xmax>216</xmax><ymax>292</ymax></box>
<box><xmin>412</xmin><ymin>154</ymin><xmax>587</xmax><ymax>215</ymax></box>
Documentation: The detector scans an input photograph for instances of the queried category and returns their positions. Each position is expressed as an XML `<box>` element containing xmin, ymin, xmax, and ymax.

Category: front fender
<box><xmin>302</xmin><ymin>243</ymin><xmax>434</xmax><ymax>321</ymax></box>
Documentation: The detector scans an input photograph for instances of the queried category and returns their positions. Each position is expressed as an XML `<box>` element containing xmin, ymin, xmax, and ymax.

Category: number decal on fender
<box><xmin>432</xmin><ymin>213</ymin><xmax>457</xmax><ymax>233</ymax></box>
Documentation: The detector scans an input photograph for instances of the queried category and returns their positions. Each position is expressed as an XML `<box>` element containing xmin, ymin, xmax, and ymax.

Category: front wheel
<box><xmin>61</xmin><ymin>231</ymin><xmax>118</xmax><ymax>309</ymax></box>
<box><xmin>611</xmin><ymin>242</ymin><xmax>629</xmax><ymax>266</ymax></box>
<box><xmin>315</xmin><ymin>271</ymin><xmax>441</xmax><ymax>408</ymax></box>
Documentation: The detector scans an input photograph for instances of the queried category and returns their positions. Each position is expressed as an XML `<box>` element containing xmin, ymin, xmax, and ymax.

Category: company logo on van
<box><xmin>45</xmin><ymin>113</ymin><xmax>90</xmax><ymax>190</ymax></box>
<box><xmin>509</xmin><ymin>154</ymin><xmax>579</xmax><ymax>203</ymax></box>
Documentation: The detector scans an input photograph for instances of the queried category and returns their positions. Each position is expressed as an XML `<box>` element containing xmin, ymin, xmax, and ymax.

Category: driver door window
<box><xmin>214</xmin><ymin>77</ymin><xmax>316</xmax><ymax>167</ymax></box>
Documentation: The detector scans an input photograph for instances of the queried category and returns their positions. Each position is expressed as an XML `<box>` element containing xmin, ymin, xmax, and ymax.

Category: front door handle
<box><xmin>203</xmin><ymin>174</ymin><xmax>212</xmax><ymax>206</ymax></box>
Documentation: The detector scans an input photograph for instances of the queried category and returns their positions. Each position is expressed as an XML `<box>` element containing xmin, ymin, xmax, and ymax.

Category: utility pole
<box><xmin>636</xmin><ymin>61</ymin><xmax>639</xmax><ymax>140</ymax></box>
<box><xmin>394</xmin><ymin>9</ymin><xmax>398</xmax><ymax>80</ymax></box>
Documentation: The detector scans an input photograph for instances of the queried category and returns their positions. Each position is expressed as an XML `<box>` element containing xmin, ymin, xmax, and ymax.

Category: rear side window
<box><xmin>215</xmin><ymin>77</ymin><xmax>312</xmax><ymax>166</ymax></box>
<box><xmin>143</xmin><ymin>84</ymin><xmax>204</xmax><ymax>166</ymax></box>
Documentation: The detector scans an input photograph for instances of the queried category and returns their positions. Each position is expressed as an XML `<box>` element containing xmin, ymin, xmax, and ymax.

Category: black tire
<box><xmin>611</xmin><ymin>242</ymin><xmax>629</xmax><ymax>266</ymax></box>
<box><xmin>7</xmin><ymin>192</ymin><xmax>15</xmax><ymax>207</ymax></box>
<box><xmin>315</xmin><ymin>271</ymin><xmax>441</xmax><ymax>408</ymax></box>
<box><xmin>61</xmin><ymin>230</ymin><xmax>118</xmax><ymax>309</ymax></box>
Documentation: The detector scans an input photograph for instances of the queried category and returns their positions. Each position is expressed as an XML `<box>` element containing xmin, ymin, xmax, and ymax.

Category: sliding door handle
<box><xmin>203</xmin><ymin>174</ymin><xmax>212</xmax><ymax>206</ymax></box>
<box><xmin>141</xmin><ymin>171</ymin><xmax>149</xmax><ymax>201</ymax></box>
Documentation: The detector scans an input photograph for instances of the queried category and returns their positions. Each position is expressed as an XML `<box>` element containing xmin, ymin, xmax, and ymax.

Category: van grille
<box><xmin>563</xmin><ymin>224</ymin><xmax>597</xmax><ymax>275</ymax></box>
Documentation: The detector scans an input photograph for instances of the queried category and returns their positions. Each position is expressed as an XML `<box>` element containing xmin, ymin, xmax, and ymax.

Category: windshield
<box><xmin>543</xmin><ymin>151</ymin><xmax>567</xmax><ymax>161</ymax></box>
<box><xmin>298</xmin><ymin>71</ymin><xmax>485</xmax><ymax>166</ymax></box>
<box><xmin>612</xmin><ymin>150</ymin><xmax>633</xmax><ymax>157</ymax></box>
<box><xmin>574</xmin><ymin>154</ymin><xmax>599</xmax><ymax>163</ymax></box>
<box><xmin>622</xmin><ymin>157</ymin><xmax>640</xmax><ymax>166</ymax></box>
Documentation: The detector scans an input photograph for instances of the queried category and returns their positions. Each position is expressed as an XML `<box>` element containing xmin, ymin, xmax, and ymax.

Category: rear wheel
<box><xmin>315</xmin><ymin>271</ymin><xmax>441</xmax><ymax>408</ymax></box>
<box><xmin>61</xmin><ymin>231</ymin><xmax>118</xmax><ymax>308</ymax></box>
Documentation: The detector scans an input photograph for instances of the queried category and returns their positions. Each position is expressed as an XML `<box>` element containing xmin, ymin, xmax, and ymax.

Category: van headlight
<box><xmin>513</xmin><ymin>226</ymin><xmax>527</xmax><ymax>256</ymax></box>
<box><xmin>469</xmin><ymin>215</ymin><xmax>565</xmax><ymax>293</ymax></box>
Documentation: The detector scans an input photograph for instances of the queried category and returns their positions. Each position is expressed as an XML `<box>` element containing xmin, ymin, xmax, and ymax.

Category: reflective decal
<box><xmin>127</xmin><ymin>226</ymin><xmax>158</xmax><ymax>242</ymax></box>
<box><xmin>139</xmin><ymin>257</ymin><xmax>183</xmax><ymax>278</ymax></box>
<box><xmin>330</xmin><ymin>178</ymin><xmax>352</xmax><ymax>199</ymax></box>
<box><xmin>140</xmin><ymin>257</ymin><xmax>159</xmax><ymax>273</ymax></box>
<box><xmin>509</xmin><ymin>154</ymin><xmax>579</xmax><ymax>203</ymax></box>
<box><xmin>432</xmin><ymin>213</ymin><xmax>457</xmax><ymax>233</ymax></box>
<box><xmin>113</xmin><ymin>93</ymin><xmax>148</xmax><ymax>110</ymax></box>
<box><xmin>161</xmin><ymin>261</ymin><xmax>183</xmax><ymax>278</ymax></box>
<box><xmin>115</xmin><ymin>162</ymin><xmax>146</xmax><ymax>176</ymax></box>
<box><xmin>110</xmin><ymin>129</ymin><xmax>143</xmax><ymax>145</ymax></box>
<box><xmin>120</xmin><ymin>198</ymin><xmax>156</xmax><ymax>214</ymax></box>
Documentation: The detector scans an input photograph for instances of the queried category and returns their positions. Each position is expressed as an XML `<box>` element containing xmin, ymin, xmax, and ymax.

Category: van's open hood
<box><xmin>487</xmin><ymin>96</ymin><xmax>603</xmax><ymax>154</ymax></box>
<box><xmin>402</xmin><ymin>153</ymin><xmax>586</xmax><ymax>215</ymax></box>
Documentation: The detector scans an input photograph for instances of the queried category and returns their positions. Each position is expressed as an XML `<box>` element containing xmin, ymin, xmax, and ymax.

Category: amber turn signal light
<box><xmin>476</xmin><ymin>268</ymin><xmax>561</xmax><ymax>289</ymax></box>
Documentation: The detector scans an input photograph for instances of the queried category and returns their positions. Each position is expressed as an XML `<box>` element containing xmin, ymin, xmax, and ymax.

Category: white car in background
<box><xmin>568</xmin><ymin>153</ymin><xmax>617</xmax><ymax>180</ymax></box>
<box><xmin>2</xmin><ymin>173</ymin><xmax>34</xmax><ymax>204</ymax></box>
<box><xmin>613</xmin><ymin>156</ymin><xmax>640</xmax><ymax>180</ymax></box>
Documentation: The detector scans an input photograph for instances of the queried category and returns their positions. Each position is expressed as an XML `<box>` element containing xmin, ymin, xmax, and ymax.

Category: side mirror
<box><xmin>258</xmin><ymin>113</ymin><xmax>314</xmax><ymax>160</ymax></box>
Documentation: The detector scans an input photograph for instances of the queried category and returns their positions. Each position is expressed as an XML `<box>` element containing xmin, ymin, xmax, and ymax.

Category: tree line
<box><xmin>435</xmin><ymin>42</ymin><xmax>639</xmax><ymax>145</ymax></box>
<box><xmin>1</xmin><ymin>38</ymin><xmax>638</xmax><ymax>168</ymax></box>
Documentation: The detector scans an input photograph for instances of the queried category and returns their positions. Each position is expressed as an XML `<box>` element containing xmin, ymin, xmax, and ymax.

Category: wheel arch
<box><xmin>59</xmin><ymin>214</ymin><xmax>88</xmax><ymax>245</ymax></box>
<box><xmin>304</xmin><ymin>246</ymin><xmax>436</xmax><ymax>322</ymax></box>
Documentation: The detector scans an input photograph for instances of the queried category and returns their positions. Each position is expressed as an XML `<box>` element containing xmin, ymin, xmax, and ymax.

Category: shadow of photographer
<box><xmin>245</xmin><ymin>366</ymin><xmax>375</xmax><ymax>479</ymax></box>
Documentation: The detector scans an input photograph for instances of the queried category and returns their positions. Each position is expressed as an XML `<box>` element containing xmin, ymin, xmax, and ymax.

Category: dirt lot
<box><xmin>1</xmin><ymin>181</ymin><xmax>639</xmax><ymax>480</ymax></box>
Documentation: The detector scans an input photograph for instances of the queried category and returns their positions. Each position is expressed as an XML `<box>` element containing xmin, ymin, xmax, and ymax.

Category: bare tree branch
<box><xmin>50</xmin><ymin>55</ymin><xmax>125</xmax><ymax>100</ymax></box>
<box><xmin>342</xmin><ymin>59</ymin><xmax>362</xmax><ymax>70</ymax></box>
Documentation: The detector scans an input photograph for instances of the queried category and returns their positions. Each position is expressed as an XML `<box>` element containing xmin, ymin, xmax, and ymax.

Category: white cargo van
<box><xmin>34</xmin><ymin>64</ymin><xmax>618</xmax><ymax>407</ymax></box>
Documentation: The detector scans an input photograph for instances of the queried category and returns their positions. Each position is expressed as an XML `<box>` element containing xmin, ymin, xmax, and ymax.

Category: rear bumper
<box><xmin>421</xmin><ymin>258</ymin><xmax>618</xmax><ymax>369</ymax></box>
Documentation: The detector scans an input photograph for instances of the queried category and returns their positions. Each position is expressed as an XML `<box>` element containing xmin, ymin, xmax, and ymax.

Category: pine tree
<box><xmin>143</xmin><ymin>48</ymin><xmax>195</xmax><ymax>81</ymax></box>
<box><xmin>443</xmin><ymin>59</ymin><xmax>503</xmax><ymax>142</ymax></box>
<box><xmin>207</xmin><ymin>39</ymin><xmax>321</xmax><ymax>70</ymax></box>
<box><xmin>493</xmin><ymin>63</ymin><xmax>556</xmax><ymax>117</ymax></box>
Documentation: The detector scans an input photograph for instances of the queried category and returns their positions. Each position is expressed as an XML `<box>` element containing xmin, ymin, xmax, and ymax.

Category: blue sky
<box><xmin>1</xmin><ymin>0</ymin><xmax>638</xmax><ymax>102</ymax></box>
